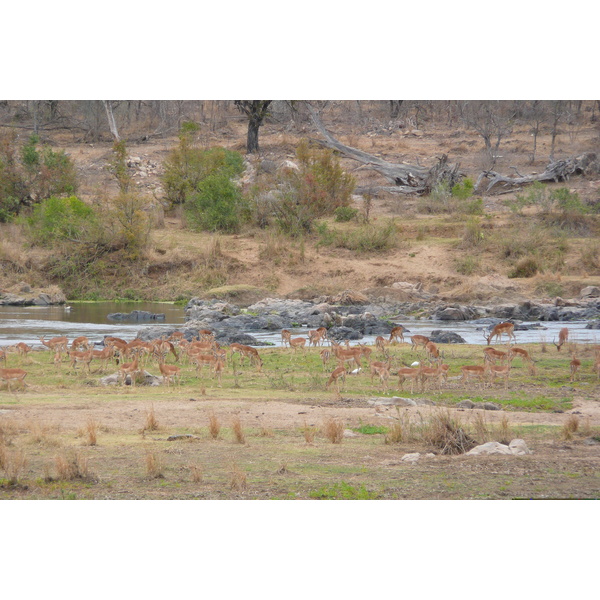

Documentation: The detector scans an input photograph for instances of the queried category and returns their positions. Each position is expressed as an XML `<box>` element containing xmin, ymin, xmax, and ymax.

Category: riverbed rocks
<box><xmin>0</xmin><ymin>283</ymin><xmax>67</xmax><ymax>306</ymax></box>
<box><xmin>107</xmin><ymin>310</ymin><xmax>166</xmax><ymax>321</ymax></box>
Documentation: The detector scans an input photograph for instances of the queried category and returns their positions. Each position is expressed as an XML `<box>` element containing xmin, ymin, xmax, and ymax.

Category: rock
<box><xmin>483</xmin><ymin>402</ymin><xmax>502</xmax><ymax>411</ymax></box>
<box><xmin>466</xmin><ymin>441</ymin><xmax>513</xmax><ymax>455</ymax></box>
<box><xmin>509</xmin><ymin>439</ymin><xmax>532</xmax><ymax>455</ymax></box>
<box><xmin>99</xmin><ymin>370</ymin><xmax>161</xmax><ymax>386</ymax></box>
<box><xmin>585</xmin><ymin>321</ymin><xmax>600</xmax><ymax>330</ymax></box>
<box><xmin>401</xmin><ymin>453</ymin><xmax>421</xmax><ymax>464</ymax></box>
<box><xmin>367</xmin><ymin>397</ymin><xmax>417</xmax><ymax>406</ymax></box>
<box><xmin>343</xmin><ymin>429</ymin><xmax>359</xmax><ymax>438</ymax></box>
<box><xmin>434</xmin><ymin>306</ymin><xmax>473</xmax><ymax>321</ymax></box>
<box><xmin>456</xmin><ymin>400</ymin><xmax>476</xmax><ymax>409</ymax></box>
<box><xmin>580</xmin><ymin>286</ymin><xmax>600</xmax><ymax>298</ymax></box>
<box><xmin>108</xmin><ymin>310</ymin><xmax>165</xmax><ymax>321</ymax></box>
<box><xmin>429</xmin><ymin>330</ymin><xmax>466</xmax><ymax>344</ymax></box>
<box><xmin>328</xmin><ymin>326</ymin><xmax>363</xmax><ymax>341</ymax></box>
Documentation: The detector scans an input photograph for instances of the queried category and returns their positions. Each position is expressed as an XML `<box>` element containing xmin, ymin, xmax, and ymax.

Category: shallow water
<box><xmin>1</xmin><ymin>302</ymin><xmax>595</xmax><ymax>349</ymax></box>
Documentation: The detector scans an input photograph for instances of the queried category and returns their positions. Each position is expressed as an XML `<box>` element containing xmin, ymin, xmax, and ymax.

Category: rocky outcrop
<box><xmin>0</xmin><ymin>283</ymin><xmax>67</xmax><ymax>306</ymax></box>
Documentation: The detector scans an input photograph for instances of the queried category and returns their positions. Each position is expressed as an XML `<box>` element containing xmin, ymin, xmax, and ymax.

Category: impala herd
<box><xmin>1</xmin><ymin>321</ymin><xmax>599</xmax><ymax>394</ymax></box>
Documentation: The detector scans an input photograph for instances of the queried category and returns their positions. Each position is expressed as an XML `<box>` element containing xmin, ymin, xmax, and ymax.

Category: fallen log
<box><xmin>307</xmin><ymin>103</ymin><xmax>463</xmax><ymax>195</ymax></box>
<box><xmin>475</xmin><ymin>152</ymin><xmax>599</xmax><ymax>193</ymax></box>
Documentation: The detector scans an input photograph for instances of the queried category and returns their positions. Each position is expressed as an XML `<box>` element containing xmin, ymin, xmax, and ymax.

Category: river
<box><xmin>0</xmin><ymin>302</ymin><xmax>597</xmax><ymax>349</ymax></box>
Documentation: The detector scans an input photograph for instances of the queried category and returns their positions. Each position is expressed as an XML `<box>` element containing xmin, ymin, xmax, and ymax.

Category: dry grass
<box><xmin>54</xmin><ymin>451</ymin><xmax>91</xmax><ymax>481</ymax></box>
<box><xmin>208</xmin><ymin>412</ymin><xmax>221</xmax><ymax>439</ymax></box>
<box><xmin>144</xmin><ymin>451</ymin><xmax>164</xmax><ymax>479</ymax></box>
<box><xmin>2</xmin><ymin>448</ymin><xmax>28</xmax><ymax>483</ymax></box>
<box><xmin>188</xmin><ymin>463</ymin><xmax>203</xmax><ymax>484</ymax></box>
<box><xmin>84</xmin><ymin>419</ymin><xmax>98</xmax><ymax>446</ymax></box>
<box><xmin>472</xmin><ymin>412</ymin><xmax>490</xmax><ymax>444</ymax></box>
<box><xmin>323</xmin><ymin>418</ymin><xmax>344</xmax><ymax>444</ymax></box>
<box><xmin>303</xmin><ymin>422</ymin><xmax>317</xmax><ymax>444</ymax></box>
<box><xmin>144</xmin><ymin>405</ymin><xmax>159</xmax><ymax>432</ymax></box>
<box><xmin>561</xmin><ymin>415</ymin><xmax>580</xmax><ymax>441</ymax></box>
<box><xmin>495</xmin><ymin>415</ymin><xmax>513</xmax><ymax>445</ymax></box>
<box><xmin>231</xmin><ymin>417</ymin><xmax>246</xmax><ymax>444</ymax></box>
<box><xmin>422</xmin><ymin>410</ymin><xmax>477</xmax><ymax>455</ymax></box>
<box><xmin>229</xmin><ymin>462</ymin><xmax>247</xmax><ymax>491</ymax></box>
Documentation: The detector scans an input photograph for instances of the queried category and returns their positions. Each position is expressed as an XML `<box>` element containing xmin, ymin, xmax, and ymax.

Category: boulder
<box><xmin>580</xmin><ymin>286</ymin><xmax>600</xmax><ymax>298</ymax></box>
<box><xmin>401</xmin><ymin>453</ymin><xmax>421</xmax><ymax>464</ymax></box>
<box><xmin>429</xmin><ymin>330</ymin><xmax>466</xmax><ymax>344</ymax></box>
<box><xmin>107</xmin><ymin>310</ymin><xmax>165</xmax><ymax>321</ymax></box>
<box><xmin>508</xmin><ymin>439</ymin><xmax>532</xmax><ymax>455</ymax></box>
<box><xmin>466</xmin><ymin>442</ymin><xmax>513</xmax><ymax>455</ymax></box>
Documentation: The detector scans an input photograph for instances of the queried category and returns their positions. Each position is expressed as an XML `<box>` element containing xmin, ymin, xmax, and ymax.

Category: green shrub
<box><xmin>455</xmin><ymin>255</ymin><xmax>480</xmax><ymax>275</ymax></box>
<box><xmin>461</xmin><ymin>217</ymin><xmax>485</xmax><ymax>248</ymax></box>
<box><xmin>334</xmin><ymin>206</ymin><xmax>358</xmax><ymax>222</ymax></box>
<box><xmin>162</xmin><ymin>126</ymin><xmax>244</xmax><ymax>205</ymax></box>
<box><xmin>185</xmin><ymin>172</ymin><xmax>245</xmax><ymax>233</ymax></box>
<box><xmin>317</xmin><ymin>221</ymin><xmax>398</xmax><ymax>253</ymax></box>
<box><xmin>551</xmin><ymin>188</ymin><xmax>587</xmax><ymax>214</ymax></box>
<box><xmin>451</xmin><ymin>178</ymin><xmax>474</xmax><ymax>200</ymax></box>
<box><xmin>25</xmin><ymin>196</ymin><xmax>98</xmax><ymax>246</ymax></box>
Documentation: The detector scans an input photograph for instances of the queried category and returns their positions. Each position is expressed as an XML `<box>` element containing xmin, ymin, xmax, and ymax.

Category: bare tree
<box><xmin>460</xmin><ymin>101</ymin><xmax>513</xmax><ymax>169</ymax></box>
<box><xmin>549</xmin><ymin>100</ymin><xmax>566</xmax><ymax>161</ymax></box>
<box><xmin>234</xmin><ymin>101</ymin><xmax>272</xmax><ymax>153</ymax></box>
<box><xmin>102</xmin><ymin>101</ymin><xmax>120</xmax><ymax>142</ymax></box>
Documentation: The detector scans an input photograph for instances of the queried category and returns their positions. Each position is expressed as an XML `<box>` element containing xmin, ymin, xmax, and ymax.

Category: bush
<box><xmin>334</xmin><ymin>205</ymin><xmax>358</xmax><ymax>222</ymax></box>
<box><xmin>508</xmin><ymin>257</ymin><xmax>540</xmax><ymax>278</ymax></box>
<box><xmin>162</xmin><ymin>127</ymin><xmax>244</xmax><ymax>205</ymax></box>
<box><xmin>25</xmin><ymin>196</ymin><xmax>99</xmax><ymax>246</ymax></box>
<box><xmin>451</xmin><ymin>178</ymin><xmax>474</xmax><ymax>200</ymax></box>
<box><xmin>185</xmin><ymin>172</ymin><xmax>245</xmax><ymax>233</ymax></box>
<box><xmin>107</xmin><ymin>192</ymin><xmax>152</xmax><ymax>258</ymax></box>
<box><xmin>455</xmin><ymin>255</ymin><xmax>480</xmax><ymax>275</ymax></box>
<box><xmin>317</xmin><ymin>220</ymin><xmax>398</xmax><ymax>253</ymax></box>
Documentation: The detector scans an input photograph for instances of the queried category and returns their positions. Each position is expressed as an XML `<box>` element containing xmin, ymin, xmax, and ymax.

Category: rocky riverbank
<box><xmin>0</xmin><ymin>282</ymin><xmax>67</xmax><ymax>306</ymax></box>
<box><xmin>136</xmin><ymin>287</ymin><xmax>600</xmax><ymax>344</ymax></box>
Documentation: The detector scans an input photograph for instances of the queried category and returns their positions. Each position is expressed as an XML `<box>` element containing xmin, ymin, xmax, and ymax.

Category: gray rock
<box><xmin>401</xmin><ymin>453</ymin><xmax>421</xmax><ymax>464</ymax></box>
<box><xmin>467</xmin><ymin>441</ymin><xmax>513</xmax><ymax>455</ymax></box>
<box><xmin>429</xmin><ymin>330</ymin><xmax>466</xmax><ymax>344</ymax></box>
<box><xmin>108</xmin><ymin>310</ymin><xmax>165</xmax><ymax>321</ymax></box>
<box><xmin>456</xmin><ymin>400</ymin><xmax>476</xmax><ymax>409</ymax></box>
<box><xmin>328</xmin><ymin>326</ymin><xmax>363</xmax><ymax>341</ymax></box>
<box><xmin>509</xmin><ymin>439</ymin><xmax>532</xmax><ymax>455</ymax></box>
<box><xmin>483</xmin><ymin>402</ymin><xmax>502</xmax><ymax>411</ymax></box>
<box><xmin>580</xmin><ymin>286</ymin><xmax>600</xmax><ymax>298</ymax></box>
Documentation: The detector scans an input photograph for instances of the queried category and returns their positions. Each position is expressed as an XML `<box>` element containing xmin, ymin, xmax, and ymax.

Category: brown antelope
<box><xmin>358</xmin><ymin>344</ymin><xmax>373</xmax><ymax>363</ymax></box>
<box><xmin>151</xmin><ymin>339</ymin><xmax>179</xmax><ymax>363</ymax></box>
<box><xmin>308</xmin><ymin>327</ymin><xmax>328</xmax><ymax>347</ymax></box>
<box><xmin>369</xmin><ymin>360</ymin><xmax>391</xmax><ymax>384</ymax></box>
<box><xmin>198</xmin><ymin>329</ymin><xmax>214</xmax><ymax>341</ymax></box>
<box><xmin>375</xmin><ymin>336</ymin><xmax>389</xmax><ymax>358</ymax></box>
<box><xmin>190</xmin><ymin>352</ymin><xmax>217</xmax><ymax>375</ymax></box>
<box><xmin>320</xmin><ymin>348</ymin><xmax>332</xmax><ymax>370</ymax></box>
<box><xmin>460</xmin><ymin>365</ymin><xmax>487</xmax><ymax>388</ymax></box>
<box><xmin>167</xmin><ymin>331</ymin><xmax>185</xmax><ymax>345</ymax></box>
<box><xmin>281</xmin><ymin>329</ymin><xmax>292</xmax><ymax>348</ymax></box>
<box><xmin>213</xmin><ymin>356</ymin><xmax>225</xmax><ymax>386</ymax></box>
<box><xmin>91</xmin><ymin>345</ymin><xmax>116</xmax><ymax>372</ymax></box>
<box><xmin>593</xmin><ymin>356</ymin><xmax>600</xmax><ymax>380</ymax></box>
<box><xmin>40</xmin><ymin>336</ymin><xmax>68</xmax><ymax>354</ymax></box>
<box><xmin>485</xmin><ymin>322</ymin><xmax>516</xmax><ymax>346</ymax></box>
<box><xmin>397</xmin><ymin>367</ymin><xmax>421</xmax><ymax>393</ymax></box>
<box><xmin>0</xmin><ymin>347</ymin><xmax>6</xmax><ymax>365</ymax></box>
<box><xmin>425</xmin><ymin>341</ymin><xmax>442</xmax><ymax>364</ymax></box>
<box><xmin>0</xmin><ymin>367</ymin><xmax>27</xmax><ymax>391</ymax></box>
<box><xmin>118</xmin><ymin>356</ymin><xmax>140</xmax><ymax>386</ymax></box>
<box><xmin>411</xmin><ymin>335</ymin><xmax>430</xmax><ymax>353</ymax></box>
<box><xmin>570</xmin><ymin>355</ymin><xmax>581</xmax><ymax>382</ymax></box>
<box><xmin>331</xmin><ymin>342</ymin><xmax>362</xmax><ymax>371</ymax></box>
<box><xmin>68</xmin><ymin>349</ymin><xmax>94</xmax><ymax>373</ymax></box>
<box><xmin>419</xmin><ymin>363</ymin><xmax>445</xmax><ymax>392</ymax></box>
<box><xmin>507</xmin><ymin>347</ymin><xmax>536</xmax><ymax>374</ymax></box>
<box><xmin>553</xmin><ymin>327</ymin><xmax>569</xmax><ymax>352</ymax></box>
<box><xmin>483</xmin><ymin>346</ymin><xmax>509</xmax><ymax>364</ymax></box>
<box><xmin>70</xmin><ymin>336</ymin><xmax>90</xmax><ymax>351</ymax></box>
<box><xmin>326</xmin><ymin>366</ymin><xmax>347</xmax><ymax>393</ymax></box>
<box><xmin>158</xmin><ymin>359</ymin><xmax>181</xmax><ymax>388</ymax></box>
<box><xmin>289</xmin><ymin>337</ymin><xmax>307</xmax><ymax>354</ymax></box>
<box><xmin>388</xmin><ymin>326</ymin><xmax>405</xmax><ymax>344</ymax></box>
<box><xmin>487</xmin><ymin>364</ymin><xmax>511</xmax><ymax>389</ymax></box>
<box><xmin>229</xmin><ymin>344</ymin><xmax>262</xmax><ymax>372</ymax></box>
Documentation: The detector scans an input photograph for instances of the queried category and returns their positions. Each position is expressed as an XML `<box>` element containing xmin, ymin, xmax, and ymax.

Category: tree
<box><xmin>234</xmin><ymin>101</ymin><xmax>272</xmax><ymax>153</ymax></box>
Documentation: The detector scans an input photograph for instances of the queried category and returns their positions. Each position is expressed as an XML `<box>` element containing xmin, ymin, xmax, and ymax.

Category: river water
<box><xmin>0</xmin><ymin>302</ymin><xmax>597</xmax><ymax>349</ymax></box>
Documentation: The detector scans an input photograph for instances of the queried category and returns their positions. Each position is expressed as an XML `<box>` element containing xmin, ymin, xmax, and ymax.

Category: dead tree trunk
<box><xmin>307</xmin><ymin>103</ymin><xmax>462</xmax><ymax>195</ymax></box>
<box><xmin>475</xmin><ymin>153</ymin><xmax>599</xmax><ymax>194</ymax></box>
<box><xmin>103</xmin><ymin>101</ymin><xmax>120</xmax><ymax>142</ymax></box>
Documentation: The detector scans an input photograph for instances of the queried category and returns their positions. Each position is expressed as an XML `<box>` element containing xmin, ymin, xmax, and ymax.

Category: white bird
<box><xmin>350</xmin><ymin>368</ymin><xmax>362</xmax><ymax>375</ymax></box>
<box><xmin>411</xmin><ymin>361</ymin><xmax>420</xmax><ymax>367</ymax></box>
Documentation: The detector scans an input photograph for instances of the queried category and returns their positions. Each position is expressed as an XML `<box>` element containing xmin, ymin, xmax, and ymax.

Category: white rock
<box><xmin>466</xmin><ymin>441</ymin><xmax>513</xmax><ymax>455</ymax></box>
<box><xmin>401</xmin><ymin>453</ymin><xmax>421</xmax><ymax>464</ymax></box>
<box><xmin>509</xmin><ymin>439</ymin><xmax>532</xmax><ymax>455</ymax></box>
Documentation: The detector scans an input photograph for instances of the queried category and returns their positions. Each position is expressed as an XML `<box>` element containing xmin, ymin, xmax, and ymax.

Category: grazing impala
<box><xmin>158</xmin><ymin>358</ymin><xmax>181</xmax><ymax>388</ymax></box>
<box><xmin>331</xmin><ymin>342</ymin><xmax>363</xmax><ymax>371</ymax></box>
<box><xmin>118</xmin><ymin>357</ymin><xmax>140</xmax><ymax>386</ymax></box>
<box><xmin>553</xmin><ymin>328</ymin><xmax>569</xmax><ymax>352</ymax></box>
<box><xmin>425</xmin><ymin>341</ymin><xmax>441</xmax><ymax>364</ymax></box>
<box><xmin>289</xmin><ymin>337</ymin><xmax>307</xmax><ymax>354</ymax></box>
<box><xmin>369</xmin><ymin>360</ymin><xmax>391</xmax><ymax>384</ymax></box>
<box><xmin>570</xmin><ymin>355</ymin><xmax>581</xmax><ymax>382</ymax></box>
<box><xmin>375</xmin><ymin>336</ymin><xmax>389</xmax><ymax>357</ymax></box>
<box><xmin>68</xmin><ymin>349</ymin><xmax>93</xmax><ymax>373</ymax></box>
<box><xmin>0</xmin><ymin>367</ymin><xmax>27</xmax><ymax>392</ymax></box>
<box><xmin>326</xmin><ymin>366</ymin><xmax>347</xmax><ymax>393</ymax></box>
<box><xmin>485</xmin><ymin>322</ymin><xmax>516</xmax><ymax>346</ymax></box>
<box><xmin>388</xmin><ymin>326</ymin><xmax>405</xmax><ymax>344</ymax></box>
<box><xmin>419</xmin><ymin>363</ymin><xmax>445</xmax><ymax>392</ymax></box>
<box><xmin>410</xmin><ymin>335</ymin><xmax>430</xmax><ymax>353</ymax></box>
<box><xmin>91</xmin><ymin>345</ymin><xmax>117</xmax><ymax>372</ymax></box>
<box><xmin>507</xmin><ymin>347</ymin><xmax>536</xmax><ymax>374</ymax></box>
<box><xmin>487</xmin><ymin>364</ymin><xmax>511</xmax><ymax>389</ymax></box>
<box><xmin>483</xmin><ymin>347</ymin><xmax>509</xmax><ymax>364</ymax></box>
<box><xmin>308</xmin><ymin>327</ymin><xmax>328</xmax><ymax>347</ymax></box>
<box><xmin>70</xmin><ymin>336</ymin><xmax>91</xmax><ymax>351</ymax></box>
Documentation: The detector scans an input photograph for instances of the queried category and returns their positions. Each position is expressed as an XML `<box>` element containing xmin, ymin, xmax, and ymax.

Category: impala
<box><xmin>487</xmin><ymin>364</ymin><xmax>511</xmax><ymax>389</ymax></box>
<box><xmin>358</xmin><ymin>344</ymin><xmax>373</xmax><ymax>362</ymax></box>
<box><xmin>375</xmin><ymin>336</ymin><xmax>389</xmax><ymax>357</ymax></box>
<box><xmin>483</xmin><ymin>347</ymin><xmax>509</xmax><ymax>364</ymax></box>
<box><xmin>570</xmin><ymin>355</ymin><xmax>581</xmax><ymax>382</ymax></box>
<box><xmin>320</xmin><ymin>348</ymin><xmax>332</xmax><ymax>370</ymax></box>
<box><xmin>388</xmin><ymin>326</ymin><xmax>405</xmax><ymax>344</ymax></box>
<box><xmin>213</xmin><ymin>356</ymin><xmax>225</xmax><ymax>386</ymax></box>
<box><xmin>0</xmin><ymin>347</ymin><xmax>6</xmax><ymax>365</ymax></box>
<box><xmin>485</xmin><ymin>322</ymin><xmax>516</xmax><ymax>346</ymax></box>
<box><xmin>151</xmin><ymin>339</ymin><xmax>179</xmax><ymax>363</ymax></box>
<box><xmin>118</xmin><ymin>357</ymin><xmax>140</xmax><ymax>386</ymax></box>
<box><xmin>410</xmin><ymin>335</ymin><xmax>430</xmax><ymax>353</ymax></box>
<box><xmin>281</xmin><ymin>329</ymin><xmax>292</xmax><ymax>348</ymax></box>
<box><xmin>0</xmin><ymin>367</ymin><xmax>27</xmax><ymax>391</ymax></box>
<box><xmin>331</xmin><ymin>342</ymin><xmax>362</xmax><ymax>371</ymax></box>
<box><xmin>308</xmin><ymin>327</ymin><xmax>328</xmax><ymax>347</ymax></box>
<box><xmin>289</xmin><ymin>337</ymin><xmax>307</xmax><ymax>354</ymax></box>
<box><xmin>419</xmin><ymin>363</ymin><xmax>445</xmax><ymax>392</ymax></box>
<box><xmin>71</xmin><ymin>336</ymin><xmax>91</xmax><ymax>351</ymax></box>
<box><xmin>91</xmin><ymin>345</ymin><xmax>116</xmax><ymax>372</ymax></box>
<box><xmin>397</xmin><ymin>367</ymin><xmax>421</xmax><ymax>393</ymax></box>
<box><xmin>40</xmin><ymin>336</ymin><xmax>68</xmax><ymax>354</ymax></box>
<box><xmin>425</xmin><ymin>341</ymin><xmax>441</xmax><ymax>364</ymax></box>
<box><xmin>553</xmin><ymin>327</ymin><xmax>569</xmax><ymax>352</ymax></box>
<box><xmin>158</xmin><ymin>358</ymin><xmax>181</xmax><ymax>388</ymax></box>
<box><xmin>229</xmin><ymin>344</ymin><xmax>263</xmax><ymax>372</ymax></box>
<box><xmin>68</xmin><ymin>349</ymin><xmax>93</xmax><ymax>373</ymax></box>
<box><xmin>369</xmin><ymin>360</ymin><xmax>391</xmax><ymax>384</ymax></box>
<box><xmin>507</xmin><ymin>347</ymin><xmax>536</xmax><ymax>374</ymax></box>
<box><xmin>190</xmin><ymin>352</ymin><xmax>217</xmax><ymax>375</ymax></box>
<box><xmin>460</xmin><ymin>365</ymin><xmax>487</xmax><ymax>388</ymax></box>
<box><xmin>326</xmin><ymin>366</ymin><xmax>347</xmax><ymax>393</ymax></box>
